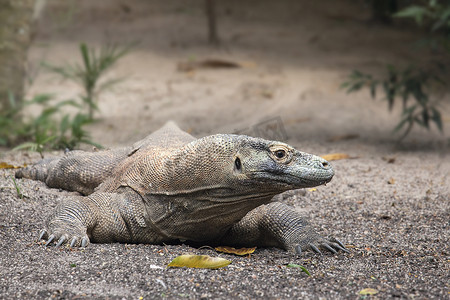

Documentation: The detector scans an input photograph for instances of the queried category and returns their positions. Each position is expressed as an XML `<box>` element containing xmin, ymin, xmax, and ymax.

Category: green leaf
<box><xmin>402</xmin><ymin>104</ymin><xmax>418</xmax><ymax>116</ymax></box>
<box><xmin>59</xmin><ymin>115</ymin><xmax>70</xmax><ymax>134</ymax></box>
<box><xmin>431</xmin><ymin>107</ymin><xmax>443</xmax><ymax>132</ymax></box>
<box><xmin>13</xmin><ymin>142</ymin><xmax>39</xmax><ymax>152</ymax></box>
<box><xmin>80</xmin><ymin>43</ymin><xmax>92</xmax><ymax>74</ymax></box>
<box><xmin>370</xmin><ymin>83</ymin><xmax>376</xmax><ymax>99</ymax></box>
<box><xmin>7</xmin><ymin>91</ymin><xmax>16</xmax><ymax>108</ymax></box>
<box><xmin>167</xmin><ymin>255</ymin><xmax>231</xmax><ymax>269</ymax></box>
<box><xmin>286</xmin><ymin>264</ymin><xmax>310</xmax><ymax>276</ymax></box>
<box><xmin>97</xmin><ymin>77</ymin><xmax>125</xmax><ymax>93</ymax></box>
<box><xmin>421</xmin><ymin>108</ymin><xmax>430</xmax><ymax>128</ymax></box>
<box><xmin>27</xmin><ymin>94</ymin><xmax>53</xmax><ymax>105</ymax></box>
<box><xmin>10</xmin><ymin>176</ymin><xmax>23</xmax><ymax>199</ymax></box>
<box><xmin>394</xmin><ymin>6</ymin><xmax>429</xmax><ymax>25</ymax></box>
<box><xmin>394</xmin><ymin>115</ymin><xmax>411</xmax><ymax>133</ymax></box>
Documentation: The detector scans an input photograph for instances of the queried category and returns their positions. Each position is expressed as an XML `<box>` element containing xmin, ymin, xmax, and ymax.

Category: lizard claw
<box><xmin>309</xmin><ymin>243</ymin><xmax>322</xmax><ymax>255</ymax></box>
<box><xmin>334</xmin><ymin>238</ymin><xmax>349</xmax><ymax>252</ymax></box>
<box><xmin>38</xmin><ymin>229</ymin><xmax>47</xmax><ymax>241</ymax></box>
<box><xmin>331</xmin><ymin>242</ymin><xmax>349</xmax><ymax>253</ymax></box>
<box><xmin>56</xmin><ymin>236</ymin><xmax>66</xmax><ymax>247</ymax></box>
<box><xmin>328</xmin><ymin>238</ymin><xmax>349</xmax><ymax>253</ymax></box>
<box><xmin>322</xmin><ymin>243</ymin><xmax>337</xmax><ymax>254</ymax></box>
<box><xmin>45</xmin><ymin>234</ymin><xmax>55</xmax><ymax>246</ymax></box>
<box><xmin>70</xmin><ymin>237</ymin><xmax>77</xmax><ymax>248</ymax></box>
<box><xmin>295</xmin><ymin>245</ymin><xmax>302</xmax><ymax>255</ymax></box>
<box><xmin>81</xmin><ymin>237</ymin><xmax>89</xmax><ymax>247</ymax></box>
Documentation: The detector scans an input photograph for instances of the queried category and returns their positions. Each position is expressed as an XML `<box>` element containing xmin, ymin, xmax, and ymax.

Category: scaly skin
<box><xmin>16</xmin><ymin>122</ymin><xmax>347</xmax><ymax>255</ymax></box>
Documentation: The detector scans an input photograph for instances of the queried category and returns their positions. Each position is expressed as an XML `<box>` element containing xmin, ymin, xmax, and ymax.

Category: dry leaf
<box><xmin>382</xmin><ymin>156</ymin><xmax>396</xmax><ymax>163</ymax></box>
<box><xmin>178</xmin><ymin>59</ymin><xmax>241</xmax><ymax>72</ymax></box>
<box><xmin>388</xmin><ymin>178</ymin><xmax>395</xmax><ymax>184</ymax></box>
<box><xmin>328</xmin><ymin>134</ymin><xmax>359</xmax><ymax>142</ymax></box>
<box><xmin>308</xmin><ymin>188</ymin><xmax>317</xmax><ymax>192</ymax></box>
<box><xmin>167</xmin><ymin>255</ymin><xmax>231</xmax><ymax>269</ymax></box>
<box><xmin>215</xmin><ymin>246</ymin><xmax>256</xmax><ymax>256</ymax></box>
<box><xmin>0</xmin><ymin>162</ymin><xmax>24</xmax><ymax>169</ymax></box>
<box><xmin>285</xmin><ymin>117</ymin><xmax>311</xmax><ymax>125</ymax></box>
<box><xmin>320</xmin><ymin>153</ymin><xmax>350</xmax><ymax>161</ymax></box>
<box><xmin>359</xmin><ymin>288</ymin><xmax>378</xmax><ymax>295</ymax></box>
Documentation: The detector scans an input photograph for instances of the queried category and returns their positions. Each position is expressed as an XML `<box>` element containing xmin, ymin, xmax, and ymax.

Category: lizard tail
<box><xmin>15</xmin><ymin>157</ymin><xmax>58</xmax><ymax>182</ymax></box>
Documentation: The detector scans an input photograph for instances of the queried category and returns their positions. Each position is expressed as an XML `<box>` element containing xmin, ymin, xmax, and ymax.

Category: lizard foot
<box><xmin>294</xmin><ymin>237</ymin><xmax>348</xmax><ymax>255</ymax></box>
<box><xmin>38</xmin><ymin>228</ymin><xmax>90</xmax><ymax>248</ymax></box>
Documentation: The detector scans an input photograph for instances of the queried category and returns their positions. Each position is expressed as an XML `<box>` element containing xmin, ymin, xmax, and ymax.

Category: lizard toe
<box><xmin>67</xmin><ymin>235</ymin><xmax>89</xmax><ymax>247</ymax></box>
<box><xmin>331</xmin><ymin>238</ymin><xmax>348</xmax><ymax>252</ymax></box>
<box><xmin>309</xmin><ymin>243</ymin><xmax>322</xmax><ymax>255</ymax></box>
<box><xmin>38</xmin><ymin>229</ymin><xmax>47</xmax><ymax>241</ymax></box>
<box><xmin>329</xmin><ymin>241</ymin><xmax>349</xmax><ymax>253</ymax></box>
<box><xmin>70</xmin><ymin>237</ymin><xmax>78</xmax><ymax>248</ymax></box>
<box><xmin>322</xmin><ymin>243</ymin><xmax>337</xmax><ymax>254</ymax></box>
<box><xmin>45</xmin><ymin>234</ymin><xmax>55</xmax><ymax>246</ymax></box>
<box><xmin>81</xmin><ymin>237</ymin><xmax>89</xmax><ymax>247</ymax></box>
<box><xmin>55</xmin><ymin>235</ymin><xmax>67</xmax><ymax>247</ymax></box>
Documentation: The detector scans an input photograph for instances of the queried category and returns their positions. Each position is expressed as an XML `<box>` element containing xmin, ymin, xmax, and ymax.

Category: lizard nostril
<box><xmin>322</xmin><ymin>161</ymin><xmax>329</xmax><ymax>168</ymax></box>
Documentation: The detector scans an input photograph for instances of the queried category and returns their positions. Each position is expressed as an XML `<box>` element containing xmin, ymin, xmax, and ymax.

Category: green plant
<box><xmin>10</xmin><ymin>176</ymin><xmax>24</xmax><ymax>199</ymax></box>
<box><xmin>342</xmin><ymin>66</ymin><xmax>443</xmax><ymax>139</ymax></box>
<box><xmin>0</xmin><ymin>92</ymin><xmax>100</xmax><ymax>156</ymax></box>
<box><xmin>342</xmin><ymin>0</ymin><xmax>449</xmax><ymax>139</ymax></box>
<box><xmin>43</xmin><ymin>42</ymin><xmax>132</xmax><ymax>120</ymax></box>
<box><xmin>0</xmin><ymin>42</ymin><xmax>131</xmax><ymax>155</ymax></box>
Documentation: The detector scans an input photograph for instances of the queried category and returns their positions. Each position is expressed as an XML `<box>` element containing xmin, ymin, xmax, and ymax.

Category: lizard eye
<box><xmin>234</xmin><ymin>157</ymin><xmax>241</xmax><ymax>170</ymax></box>
<box><xmin>274</xmin><ymin>150</ymin><xmax>286</xmax><ymax>159</ymax></box>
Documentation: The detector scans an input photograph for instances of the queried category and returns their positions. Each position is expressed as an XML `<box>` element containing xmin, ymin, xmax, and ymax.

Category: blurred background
<box><xmin>1</xmin><ymin>0</ymin><xmax>449</xmax><ymax>152</ymax></box>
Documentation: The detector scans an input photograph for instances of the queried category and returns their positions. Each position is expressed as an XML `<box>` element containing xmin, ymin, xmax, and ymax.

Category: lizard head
<box><xmin>232</xmin><ymin>136</ymin><xmax>334</xmax><ymax>190</ymax></box>
<box><xmin>142</xmin><ymin>134</ymin><xmax>333</xmax><ymax>197</ymax></box>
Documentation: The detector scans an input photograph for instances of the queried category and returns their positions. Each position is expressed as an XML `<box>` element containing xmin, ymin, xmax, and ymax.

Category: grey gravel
<box><xmin>1</xmin><ymin>145</ymin><xmax>448</xmax><ymax>299</ymax></box>
<box><xmin>1</xmin><ymin>0</ymin><xmax>449</xmax><ymax>298</ymax></box>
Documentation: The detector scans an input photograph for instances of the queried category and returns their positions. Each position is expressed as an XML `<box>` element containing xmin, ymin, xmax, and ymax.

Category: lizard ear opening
<box><xmin>234</xmin><ymin>157</ymin><xmax>242</xmax><ymax>172</ymax></box>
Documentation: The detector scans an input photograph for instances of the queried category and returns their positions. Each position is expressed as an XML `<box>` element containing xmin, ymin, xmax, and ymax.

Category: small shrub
<box><xmin>43</xmin><ymin>43</ymin><xmax>132</xmax><ymax>120</ymax></box>
<box><xmin>342</xmin><ymin>66</ymin><xmax>444</xmax><ymax>139</ymax></box>
<box><xmin>0</xmin><ymin>92</ymin><xmax>100</xmax><ymax>157</ymax></box>
<box><xmin>1</xmin><ymin>42</ymin><xmax>131</xmax><ymax>156</ymax></box>
<box><xmin>342</xmin><ymin>0</ymin><xmax>449</xmax><ymax>139</ymax></box>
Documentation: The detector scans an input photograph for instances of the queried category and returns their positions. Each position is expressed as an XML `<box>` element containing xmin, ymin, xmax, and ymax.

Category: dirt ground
<box><xmin>1</xmin><ymin>0</ymin><xmax>449</xmax><ymax>299</ymax></box>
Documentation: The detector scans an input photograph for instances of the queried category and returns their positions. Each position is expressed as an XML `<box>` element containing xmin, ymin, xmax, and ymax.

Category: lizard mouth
<box><xmin>251</xmin><ymin>171</ymin><xmax>333</xmax><ymax>188</ymax></box>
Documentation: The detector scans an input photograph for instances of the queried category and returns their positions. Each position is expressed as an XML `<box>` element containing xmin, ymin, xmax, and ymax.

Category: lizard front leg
<box><xmin>40</xmin><ymin>190</ymin><xmax>162</xmax><ymax>247</ymax></box>
<box><xmin>39</xmin><ymin>195</ymin><xmax>99</xmax><ymax>247</ymax></box>
<box><xmin>221</xmin><ymin>202</ymin><xmax>348</xmax><ymax>255</ymax></box>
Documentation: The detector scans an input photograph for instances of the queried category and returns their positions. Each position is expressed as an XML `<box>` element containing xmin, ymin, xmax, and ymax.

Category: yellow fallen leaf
<box><xmin>359</xmin><ymin>288</ymin><xmax>378</xmax><ymax>295</ymax></box>
<box><xmin>320</xmin><ymin>153</ymin><xmax>350</xmax><ymax>161</ymax></box>
<box><xmin>308</xmin><ymin>188</ymin><xmax>317</xmax><ymax>192</ymax></box>
<box><xmin>215</xmin><ymin>246</ymin><xmax>256</xmax><ymax>256</ymax></box>
<box><xmin>0</xmin><ymin>162</ymin><xmax>23</xmax><ymax>169</ymax></box>
<box><xmin>167</xmin><ymin>255</ymin><xmax>231</xmax><ymax>269</ymax></box>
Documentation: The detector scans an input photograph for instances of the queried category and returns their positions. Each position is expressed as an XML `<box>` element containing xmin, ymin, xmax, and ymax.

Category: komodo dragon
<box><xmin>16</xmin><ymin>122</ymin><xmax>347</xmax><ymax>255</ymax></box>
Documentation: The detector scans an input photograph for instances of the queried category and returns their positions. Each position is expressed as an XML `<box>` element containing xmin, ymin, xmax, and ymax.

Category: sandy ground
<box><xmin>1</xmin><ymin>0</ymin><xmax>449</xmax><ymax>299</ymax></box>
